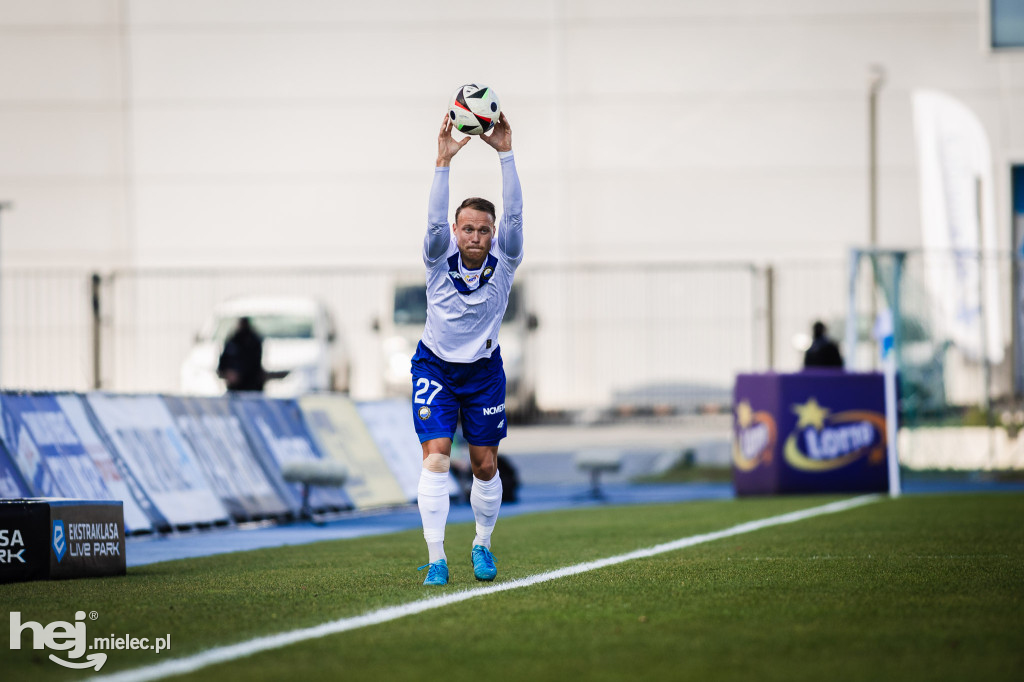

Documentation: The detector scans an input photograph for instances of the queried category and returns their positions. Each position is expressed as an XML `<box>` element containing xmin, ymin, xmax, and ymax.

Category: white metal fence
<box><xmin>0</xmin><ymin>254</ymin><xmax>1013</xmax><ymax>420</ymax></box>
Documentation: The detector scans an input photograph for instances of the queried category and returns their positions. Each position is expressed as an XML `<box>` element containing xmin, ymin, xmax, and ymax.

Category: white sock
<box><xmin>470</xmin><ymin>474</ymin><xmax>503</xmax><ymax>549</ymax></box>
<box><xmin>417</xmin><ymin>469</ymin><xmax>450</xmax><ymax>563</ymax></box>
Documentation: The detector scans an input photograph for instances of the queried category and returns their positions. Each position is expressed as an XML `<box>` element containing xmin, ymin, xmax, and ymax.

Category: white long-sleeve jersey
<box><xmin>421</xmin><ymin>150</ymin><xmax>524</xmax><ymax>363</ymax></box>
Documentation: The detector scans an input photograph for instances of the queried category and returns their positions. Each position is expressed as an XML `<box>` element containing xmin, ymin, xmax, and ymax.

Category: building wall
<box><xmin>0</xmin><ymin>0</ymin><xmax>130</xmax><ymax>268</ymax></box>
<box><xmin>1</xmin><ymin>0</ymin><xmax>1022</xmax><ymax>269</ymax></box>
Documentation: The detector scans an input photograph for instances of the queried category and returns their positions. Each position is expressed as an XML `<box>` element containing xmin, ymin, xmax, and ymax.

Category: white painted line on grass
<box><xmin>95</xmin><ymin>494</ymin><xmax>881</xmax><ymax>682</ymax></box>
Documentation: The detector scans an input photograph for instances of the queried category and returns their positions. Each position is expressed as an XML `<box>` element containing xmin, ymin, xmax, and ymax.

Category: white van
<box><xmin>376</xmin><ymin>281</ymin><xmax>538</xmax><ymax>418</ymax></box>
<box><xmin>181</xmin><ymin>296</ymin><xmax>350</xmax><ymax>397</ymax></box>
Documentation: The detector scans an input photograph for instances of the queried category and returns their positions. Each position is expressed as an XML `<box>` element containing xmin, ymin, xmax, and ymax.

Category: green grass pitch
<box><xmin>3</xmin><ymin>493</ymin><xmax>1023</xmax><ymax>681</ymax></box>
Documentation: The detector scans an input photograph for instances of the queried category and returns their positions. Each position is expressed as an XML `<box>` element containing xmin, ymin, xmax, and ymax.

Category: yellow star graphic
<box><xmin>736</xmin><ymin>400</ymin><xmax>753</xmax><ymax>428</ymax></box>
<box><xmin>792</xmin><ymin>397</ymin><xmax>830</xmax><ymax>429</ymax></box>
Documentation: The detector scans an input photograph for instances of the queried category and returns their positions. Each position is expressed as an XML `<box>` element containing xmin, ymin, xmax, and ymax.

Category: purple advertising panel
<box><xmin>733</xmin><ymin>371</ymin><xmax>888</xmax><ymax>495</ymax></box>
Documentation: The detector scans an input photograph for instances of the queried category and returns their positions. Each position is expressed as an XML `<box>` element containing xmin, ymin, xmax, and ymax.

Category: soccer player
<box><xmin>414</xmin><ymin>111</ymin><xmax>523</xmax><ymax>586</ymax></box>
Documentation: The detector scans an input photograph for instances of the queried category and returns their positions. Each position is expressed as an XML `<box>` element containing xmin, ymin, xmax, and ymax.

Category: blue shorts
<box><xmin>410</xmin><ymin>341</ymin><xmax>508</xmax><ymax>446</ymax></box>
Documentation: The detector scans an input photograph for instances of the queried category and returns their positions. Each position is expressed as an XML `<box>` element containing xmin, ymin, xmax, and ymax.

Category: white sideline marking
<box><xmin>95</xmin><ymin>495</ymin><xmax>880</xmax><ymax>682</ymax></box>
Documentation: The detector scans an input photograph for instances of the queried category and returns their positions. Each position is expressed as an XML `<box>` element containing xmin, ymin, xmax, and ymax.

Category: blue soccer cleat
<box><xmin>418</xmin><ymin>559</ymin><xmax>449</xmax><ymax>586</ymax></box>
<box><xmin>472</xmin><ymin>545</ymin><xmax>497</xmax><ymax>581</ymax></box>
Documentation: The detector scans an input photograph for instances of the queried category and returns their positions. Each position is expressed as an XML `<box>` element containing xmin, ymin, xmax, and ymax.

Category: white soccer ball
<box><xmin>448</xmin><ymin>84</ymin><xmax>500</xmax><ymax>136</ymax></box>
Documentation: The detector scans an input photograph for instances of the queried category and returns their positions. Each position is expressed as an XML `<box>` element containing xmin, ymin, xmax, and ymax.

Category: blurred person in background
<box><xmin>217</xmin><ymin>317</ymin><xmax>266</xmax><ymax>391</ymax></box>
<box><xmin>803</xmin><ymin>320</ymin><xmax>844</xmax><ymax>369</ymax></box>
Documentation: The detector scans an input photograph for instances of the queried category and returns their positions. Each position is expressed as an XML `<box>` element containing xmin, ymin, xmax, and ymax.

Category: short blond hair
<box><xmin>455</xmin><ymin>197</ymin><xmax>495</xmax><ymax>223</ymax></box>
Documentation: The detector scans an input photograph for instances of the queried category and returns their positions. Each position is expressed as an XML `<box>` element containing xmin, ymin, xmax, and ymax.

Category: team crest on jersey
<box><xmin>418</xmin><ymin>406</ymin><xmax>431</xmax><ymax>420</ymax></box>
<box><xmin>447</xmin><ymin>253</ymin><xmax>498</xmax><ymax>295</ymax></box>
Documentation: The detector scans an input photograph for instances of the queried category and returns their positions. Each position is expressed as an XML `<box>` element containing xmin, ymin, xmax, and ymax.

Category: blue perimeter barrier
<box><xmin>0</xmin><ymin>392</ymin><xmax>419</xmax><ymax>534</ymax></box>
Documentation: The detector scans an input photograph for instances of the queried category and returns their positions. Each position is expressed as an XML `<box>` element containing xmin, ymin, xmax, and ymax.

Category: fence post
<box><xmin>765</xmin><ymin>264</ymin><xmax>775</xmax><ymax>370</ymax></box>
<box><xmin>1014</xmin><ymin>242</ymin><xmax>1022</xmax><ymax>399</ymax></box>
<box><xmin>91</xmin><ymin>272</ymin><xmax>102</xmax><ymax>390</ymax></box>
<box><xmin>974</xmin><ymin>178</ymin><xmax>993</xmax><ymax>420</ymax></box>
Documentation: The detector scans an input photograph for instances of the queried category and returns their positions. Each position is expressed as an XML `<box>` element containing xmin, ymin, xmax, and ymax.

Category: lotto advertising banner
<box><xmin>299</xmin><ymin>395</ymin><xmax>407</xmax><ymax>509</ymax></box>
<box><xmin>231</xmin><ymin>396</ymin><xmax>351</xmax><ymax>513</ymax></box>
<box><xmin>732</xmin><ymin>372</ymin><xmax>888</xmax><ymax>495</ymax></box>
<box><xmin>0</xmin><ymin>499</ymin><xmax>125</xmax><ymax>584</ymax></box>
<box><xmin>163</xmin><ymin>396</ymin><xmax>290</xmax><ymax>521</ymax></box>
<box><xmin>85</xmin><ymin>394</ymin><xmax>229</xmax><ymax>528</ymax></box>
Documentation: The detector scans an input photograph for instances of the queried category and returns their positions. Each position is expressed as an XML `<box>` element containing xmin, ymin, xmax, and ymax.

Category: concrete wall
<box><xmin>1</xmin><ymin>0</ymin><xmax>1022</xmax><ymax>271</ymax></box>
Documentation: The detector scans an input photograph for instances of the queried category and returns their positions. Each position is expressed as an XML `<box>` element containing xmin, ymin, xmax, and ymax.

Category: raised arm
<box><xmin>425</xmin><ymin>115</ymin><xmax>471</xmax><ymax>262</ymax></box>
<box><xmin>425</xmin><ymin>167</ymin><xmax>450</xmax><ymax>262</ymax></box>
<box><xmin>483</xmin><ymin>113</ymin><xmax>523</xmax><ymax>260</ymax></box>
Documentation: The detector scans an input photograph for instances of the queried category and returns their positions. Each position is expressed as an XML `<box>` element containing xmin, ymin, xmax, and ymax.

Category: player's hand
<box><xmin>437</xmin><ymin>113</ymin><xmax>471</xmax><ymax>167</ymax></box>
<box><xmin>482</xmin><ymin>112</ymin><xmax>511</xmax><ymax>153</ymax></box>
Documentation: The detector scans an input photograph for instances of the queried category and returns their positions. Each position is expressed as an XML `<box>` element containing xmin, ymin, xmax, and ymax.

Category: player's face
<box><xmin>454</xmin><ymin>208</ymin><xmax>494</xmax><ymax>269</ymax></box>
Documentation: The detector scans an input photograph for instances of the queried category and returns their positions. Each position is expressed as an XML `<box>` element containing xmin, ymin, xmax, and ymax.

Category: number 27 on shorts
<box><xmin>414</xmin><ymin>378</ymin><xmax>443</xmax><ymax>405</ymax></box>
